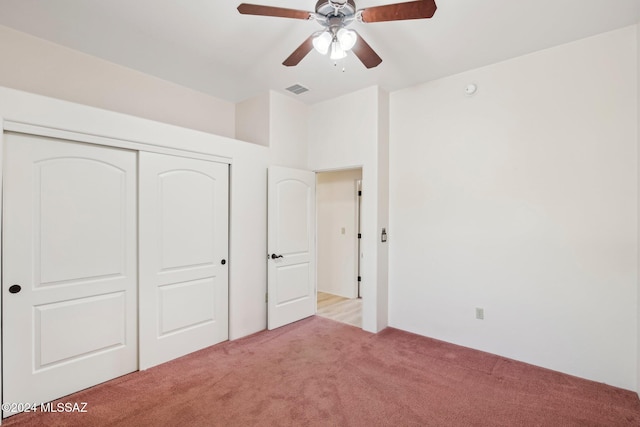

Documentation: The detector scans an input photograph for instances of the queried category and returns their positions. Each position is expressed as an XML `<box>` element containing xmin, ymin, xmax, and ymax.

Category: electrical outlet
<box><xmin>475</xmin><ymin>307</ymin><xmax>484</xmax><ymax>320</ymax></box>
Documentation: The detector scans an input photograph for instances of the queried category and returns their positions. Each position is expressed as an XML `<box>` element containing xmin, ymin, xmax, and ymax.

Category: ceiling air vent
<box><xmin>285</xmin><ymin>84</ymin><xmax>309</xmax><ymax>95</ymax></box>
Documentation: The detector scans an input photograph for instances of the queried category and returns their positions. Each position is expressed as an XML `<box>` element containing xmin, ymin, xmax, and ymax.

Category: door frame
<box><xmin>356</xmin><ymin>178</ymin><xmax>362</xmax><ymax>299</ymax></box>
<box><xmin>314</xmin><ymin>166</ymin><xmax>365</xmax><ymax>326</ymax></box>
<box><xmin>0</xmin><ymin>118</ymin><xmax>232</xmax><ymax>422</ymax></box>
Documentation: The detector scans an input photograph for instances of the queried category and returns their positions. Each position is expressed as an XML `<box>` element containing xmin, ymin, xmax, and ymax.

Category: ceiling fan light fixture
<box><xmin>337</xmin><ymin>28</ymin><xmax>357</xmax><ymax>51</ymax></box>
<box><xmin>330</xmin><ymin>39</ymin><xmax>347</xmax><ymax>60</ymax></box>
<box><xmin>312</xmin><ymin>31</ymin><xmax>332</xmax><ymax>55</ymax></box>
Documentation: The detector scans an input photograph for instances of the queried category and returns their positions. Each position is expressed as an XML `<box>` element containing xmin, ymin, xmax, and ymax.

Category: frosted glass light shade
<box><xmin>337</xmin><ymin>28</ymin><xmax>357</xmax><ymax>51</ymax></box>
<box><xmin>312</xmin><ymin>31</ymin><xmax>332</xmax><ymax>55</ymax></box>
<box><xmin>330</xmin><ymin>40</ymin><xmax>346</xmax><ymax>60</ymax></box>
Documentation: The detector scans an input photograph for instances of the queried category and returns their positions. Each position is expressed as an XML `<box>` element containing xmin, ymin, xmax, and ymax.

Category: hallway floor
<box><xmin>316</xmin><ymin>291</ymin><xmax>362</xmax><ymax>328</ymax></box>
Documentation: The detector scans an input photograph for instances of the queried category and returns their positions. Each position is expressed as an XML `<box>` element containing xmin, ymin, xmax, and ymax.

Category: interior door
<box><xmin>139</xmin><ymin>152</ymin><xmax>229</xmax><ymax>369</ymax></box>
<box><xmin>2</xmin><ymin>133</ymin><xmax>137</xmax><ymax>417</ymax></box>
<box><xmin>267</xmin><ymin>166</ymin><xmax>316</xmax><ymax>330</ymax></box>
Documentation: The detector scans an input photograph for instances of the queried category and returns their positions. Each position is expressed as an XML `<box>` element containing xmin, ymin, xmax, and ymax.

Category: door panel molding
<box><xmin>35</xmin><ymin>291</ymin><xmax>127</xmax><ymax>369</ymax></box>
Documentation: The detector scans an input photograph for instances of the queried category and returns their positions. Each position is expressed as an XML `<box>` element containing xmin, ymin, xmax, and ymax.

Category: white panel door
<box><xmin>139</xmin><ymin>152</ymin><xmax>228</xmax><ymax>369</ymax></box>
<box><xmin>2</xmin><ymin>133</ymin><xmax>137</xmax><ymax>417</ymax></box>
<box><xmin>268</xmin><ymin>166</ymin><xmax>316</xmax><ymax>330</ymax></box>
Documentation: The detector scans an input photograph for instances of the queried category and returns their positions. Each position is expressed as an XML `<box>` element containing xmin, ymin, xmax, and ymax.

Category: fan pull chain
<box><xmin>332</xmin><ymin>57</ymin><xmax>347</xmax><ymax>73</ymax></box>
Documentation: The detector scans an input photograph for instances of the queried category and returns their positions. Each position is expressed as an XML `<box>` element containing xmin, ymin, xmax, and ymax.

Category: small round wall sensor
<box><xmin>465</xmin><ymin>83</ymin><xmax>478</xmax><ymax>96</ymax></box>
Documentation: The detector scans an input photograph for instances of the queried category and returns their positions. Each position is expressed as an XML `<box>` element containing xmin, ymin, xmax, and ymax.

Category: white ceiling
<box><xmin>0</xmin><ymin>0</ymin><xmax>639</xmax><ymax>104</ymax></box>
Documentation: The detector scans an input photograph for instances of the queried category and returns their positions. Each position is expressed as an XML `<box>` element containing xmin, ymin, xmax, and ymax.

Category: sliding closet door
<box><xmin>139</xmin><ymin>152</ymin><xmax>229</xmax><ymax>369</ymax></box>
<box><xmin>2</xmin><ymin>133</ymin><xmax>138</xmax><ymax>417</ymax></box>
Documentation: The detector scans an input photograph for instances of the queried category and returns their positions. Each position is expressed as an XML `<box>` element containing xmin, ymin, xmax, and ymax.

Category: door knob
<box><xmin>221</xmin><ymin>259</ymin><xmax>226</xmax><ymax>265</ymax></box>
<box><xmin>9</xmin><ymin>284</ymin><xmax>21</xmax><ymax>294</ymax></box>
<box><xmin>271</xmin><ymin>254</ymin><xmax>283</xmax><ymax>259</ymax></box>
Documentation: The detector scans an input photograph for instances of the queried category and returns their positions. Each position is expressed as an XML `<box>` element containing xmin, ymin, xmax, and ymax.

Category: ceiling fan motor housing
<box><xmin>315</xmin><ymin>0</ymin><xmax>356</xmax><ymax>17</ymax></box>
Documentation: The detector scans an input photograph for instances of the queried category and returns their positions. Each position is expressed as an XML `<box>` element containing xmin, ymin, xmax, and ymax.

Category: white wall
<box><xmin>308</xmin><ymin>86</ymin><xmax>389</xmax><ymax>332</ymax></box>
<box><xmin>235</xmin><ymin>93</ymin><xmax>269</xmax><ymax>147</ymax></box>
<box><xmin>317</xmin><ymin>169</ymin><xmax>362</xmax><ymax>298</ymax></box>
<box><xmin>389</xmin><ymin>26</ymin><xmax>638</xmax><ymax>390</ymax></box>
<box><xmin>377</xmin><ymin>90</ymin><xmax>390</xmax><ymax>331</ymax></box>
<box><xmin>269</xmin><ymin>91</ymin><xmax>308</xmax><ymax>169</ymax></box>
<box><xmin>0</xmin><ymin>25</ymin><xmax>235</xmax><ymax>138</ymax></box>
<box><xmin>236</xmin><ymin>90</ymin><xmax>308</xmax><ymax>168</ymax></box>
<box><xmin>0</xmin><ymin>86</ymin><xmax>268</xmax><ymax>341</ymax></box>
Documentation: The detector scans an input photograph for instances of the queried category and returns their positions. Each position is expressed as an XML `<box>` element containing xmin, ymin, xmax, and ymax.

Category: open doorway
<box><xmin>315</xmin><ymin>168</ymin><xmax>363</xmax><ymax>328</ymax></box>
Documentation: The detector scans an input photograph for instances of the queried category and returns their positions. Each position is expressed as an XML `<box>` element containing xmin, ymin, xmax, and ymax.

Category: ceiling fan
<box><xmin>237</xmin><ymin>0</ymin><xmax>437</xmax><ymax>69</ymax></box>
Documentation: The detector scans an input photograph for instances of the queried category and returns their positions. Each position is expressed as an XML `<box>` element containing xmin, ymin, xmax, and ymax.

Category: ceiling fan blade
<box><xmin>351</xmin><ymin>32</ymin><xmax>382</xmax><ymax>69</ymax></box>
<box><xmin>283</xmin><ymin>35</ymin><xmax>315</xmax><ymax>67</ymax></box>
<box><xmin>237</xmin><ymin>3</ymin><xmax>311</xmax><ymax>20</ymax></box>
<box><xmin>360</xmin><ymin>0</ymin><xmax>437</xmax><ymax>23</ymax></box>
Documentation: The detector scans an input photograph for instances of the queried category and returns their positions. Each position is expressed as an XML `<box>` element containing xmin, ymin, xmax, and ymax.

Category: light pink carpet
<box><xmin>4</xmin><ymin>316</ymin><xmax>640</xmax><ymax>426</ymax></box>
